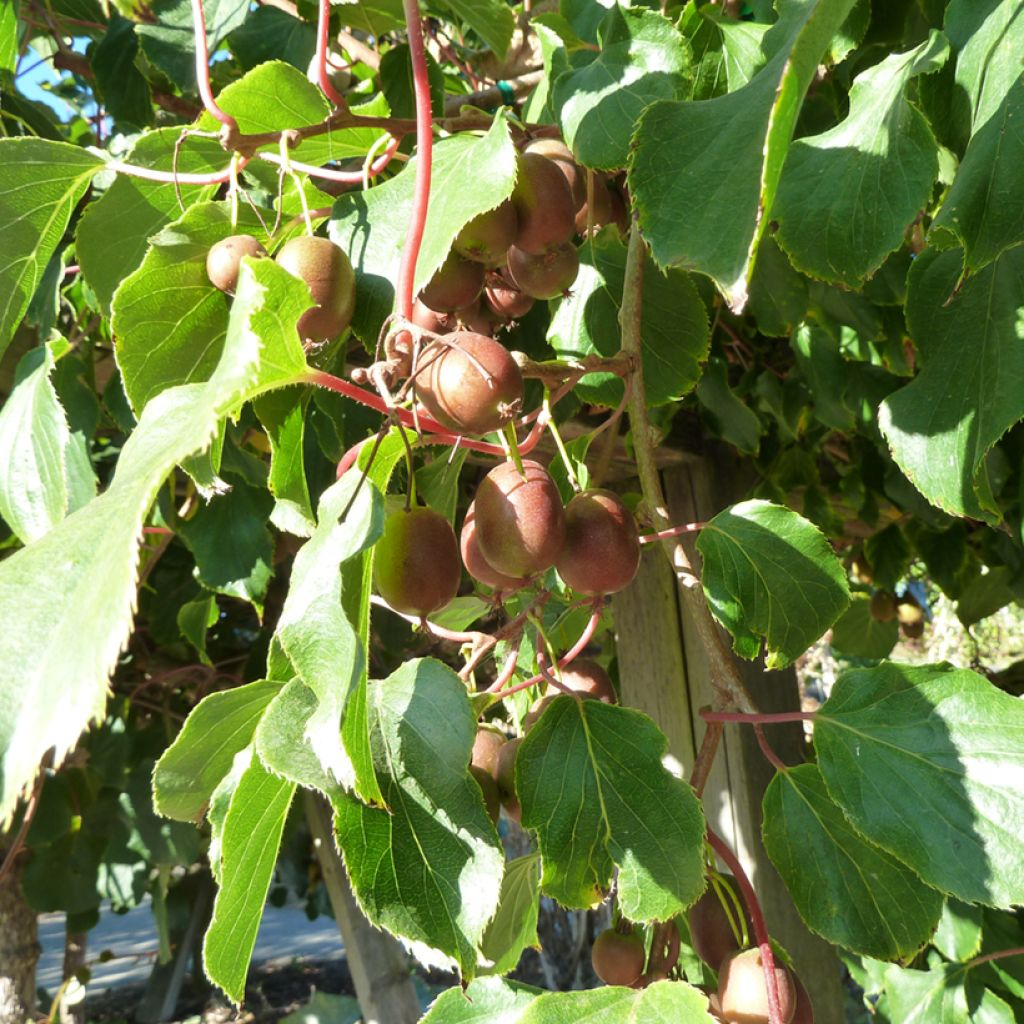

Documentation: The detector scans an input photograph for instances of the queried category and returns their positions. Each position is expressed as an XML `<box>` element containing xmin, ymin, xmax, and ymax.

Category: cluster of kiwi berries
<box><xmin>206</xmin><ymin>232</ymin><xmax>357</xmax><ymax>342</ymax></box>
<box><xmin>409</xmin><ymin>137</ymin><xmax>627</xmax><ymax>340</ymax></box>
<box><xmin>868</xmin><ymin>588</ymin><xmax>925</xmax><ymax>639</ymax></box>
<box><xmin>590</xmin><ymin>881</ymin><xmax>812</xmax><ymax>1022</ymax></box>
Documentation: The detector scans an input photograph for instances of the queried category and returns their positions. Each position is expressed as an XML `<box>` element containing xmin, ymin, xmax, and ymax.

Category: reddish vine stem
<box><xmin>639</xmin><ymin>521</ymin><xmax>707</xmax><ymax>545</ymax></box>
<box><xmin>395</xmin><ymin>0</ymin><xmax>433</xmax><ymax>320</ymax></box>
<box><xmin>190</xmin><ymin>0</ymin><xmax>238</xmax><ymax>133</ymax></box>
<box><xmin>314</xmin><ymin>0</ymin><xmax>347</xmax><ymax>108</ymax></box>
<box><xmin>688</xmin><ymin>720</ymin><xmax>722</xmax><ymax>797</ymax></box>
<box><xmin>965</xmin><ymin>947</ymin><xmax>1024</xmax><ymax>970</ymax></box>
<box><xmin>107</xmin><ymin>158</ymin><xmax>246</xmax><ymax>186</ymax></box>
<box><xmin>753</xmin><ymin>723</ymin><xmax>788</xmax><ymax>773</ymax></box>
<box><xmin>701</xmin><ymin>710</ymin><xmax>816</xmax><ymax>725</ymax></box>
<box><xmin>706</xmin><ymin>827</ymin><xmax>784</xmax><ymax>1024</ymax></box>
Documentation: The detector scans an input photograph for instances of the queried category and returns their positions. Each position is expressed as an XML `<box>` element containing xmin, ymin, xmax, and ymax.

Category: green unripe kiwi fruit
<box><xmin>419</xmin><ymin>250</ymin><xmax>485</xmax><ymax>312</ymax></box>
<box><xmin>206</xmin><ymin>234</ymin><xmax>268</xmax><ymax>294</ymax></box>
<box><xmin>474</xmin><ymin>459</ymin><xmax>566</xmax><ymax>579</ymax></box>
<box><xmin>591</xmin><ymin>928</ymin><xmax>646</xmax><ymax>987</ymax></box>
<box><xmin>415</xmin><ymin>331</ymin><xmax>523</xmax><ymax>436</ymax></box>
<box><xmin>454</xmin><ymin>200</ymin><xmax>518</xmax><ymax>266</ymax></box>
<box><xmin>717</xmin><ymin>948</ymin><xmax>797</xmax><ymax>1024</ymax></box>
<box><xmin>275</xmin><ymin>235</ymin><xmax>356</xmax><ymax>341</ymax></box>
<box><xmin>556</xmin><ymin>489</ymin><xmax>640</xmax><ymax>595</ymax></box>
<box><xmin>507</xmin><ymin>242</ymin><xmax>580</xmax><ymax>300</ymax></box>
<box><xmin>511</xmin><ymin>152</ymin><xmax>577</xmax><ymax>255</ymax></box>
<box><xmin>373</xmin><ymin>506</ymin><xmax>461</xmax><ymax>617</ymax></box>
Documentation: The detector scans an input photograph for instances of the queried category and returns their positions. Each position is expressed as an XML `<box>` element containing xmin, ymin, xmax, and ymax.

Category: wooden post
<box><xmin>0</xmin><ymin>856</ymin><xmax>38</xmax><ymax>1024</ymax></box>
<box><xmin>613</xmin><ymin>455</ymin><xmax>845</xmax><ymax>1024</ymax></box>
<box><xmin>304</xmin><ymin>793</ymin><xmax>421</xmax><ymax>1024</ymax></box>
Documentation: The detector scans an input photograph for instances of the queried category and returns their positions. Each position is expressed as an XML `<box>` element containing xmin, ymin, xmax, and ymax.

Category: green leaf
<box><xmin>0</xmin><ymin>339</ymin><xmax>96</xmax><ymax>545</ymax></box>
<box><xmin>330</xmin><ymin>116</ymin><xmax>518</xmax><ymax>343</ymax></box>
<box><xmin>253</xmin><ymin>388</ymin><xmax>314</xmax><ymax>536</ymax></box>
<box><xmin>762</xmin><ymin>763</ymin><xmax>942</xmax><ymax>960</ymax></box>
<box><xmin>438</xmin><ymin>0</ymin><xmax>515</xmax><ymax>57</ymax></box>
<box><xmin>203</xmin><ymin>749</ymin><xmax>296</xmax><ymax>1003</ymax></box>
<box><xmin>518</xmin><ymin>697</ymin><xmax>705</xmax><ymax>919</ymax></box>
<box><xmin>379</xmin><ymin>43</ymin><xmax>444</xmax><ymax>120</ymax></box>
<box><xmin>111</xmin><ymin>202</ymin><xmax>277</xmax><ymax>413</ymax></box>
<box><xmin>76</xmin><ymin>129</ymin><xmax>224</xmax><ymax>314</ymax></box>
<box><xmin>478</xmin><ymin>854</ymin><xmax>540</xmax><ymax>977</ymax></box>
<box><xmin>547</xmin><ymin>228</ymin><xmax>709</xmax><ymax>407</ymax></box>
<box><xmin>0</xmin><ymin>260</ymin><xmax>307</xmax><ymax>825</ymax></box>
<box><xmin>695</xmin><ymin>358</ymin><xmax>761</xmax><ymax>456</ymax></box>
<box><xmin>680</xmin><ymin>5</ymin><xmax>771</xmax><ymax>100</ymax></box>
<box><xmin>91</xmin><ymin>16</ymin><xmax>153</xmax><ymax>128</ymax></box>
<box><xmin>878</xmin><ymin>245</ymin><xmax>1024</xmax><ymax>522</ymax></box>
<box><xmin>933</xmin><ymin>898</ymin><xmax>983</xmax><ymax>962</ymax></box>
<box><xmin>177</xmin><ymin>593</ymin><xmax>219</xmax><ymax>664</ymax></box>
<box><xmin>829</xmin><ymin>595</ymin><xmax>898</xmax><ymax>660</ymax></box>
<box><xmin>629</xmin><ymin>0</ymin><xmax>856</xmax><ymax>309</ymax></box>
<box><xmin>930</xmin><ymin>75</ymin><xmax>1024</xmax><ymax>275</ymax></box>
<box><xmin>178</xmin><ymin>476</ymin><xmax>274</xmax><ymax>612</ymax></box>
<box><xmin>520</xmin><ymin>981</ymin><xmax>717</xmax><ymax>1023</ymax></box>
<box><xmin>883</xmin><ymin>962</ymin><xmax>1013</xmax><ymax>1024</ymax></box>
<box><xmin>257</xmin><ymin>471</ymin><xmax>384</xmax><ymax>802</ymax></box>
<box><xmin>945</xmin><ymin>0</ymin><xmax>1024</xmax><ymax>146</ymax></box>
<box><xmin>696</xmin><ymin>499</ymin><xmax>850</xmax><ymax>668</ymax></box>
<box><xmin>227</xmin><ymin>6</ymin><xmax>315</xmax><ymax>71</ymax></box>
<box><xmin>416</xmin><ymin>445</ymin><xmax>470</xmax><ymax>523</ymax></box>
<box><xmin>956</xmin><ymin>566</ymin><xmax>1017</xmax><ymax>627</ymax></box>
<box><xmin>421</xmin><ymin>977</ymin><xmax>541</xmax><ymax>1023</ymax></box>
<box><xmin>552</xmin><ymin>6</ymin><xmax>689</xmax><ymax>171</ymax></box>
<box><xmin>0</xmin><ymin>138</ymin><xmax>103</xmax><ymax>359</ymax></box>
<box><xmin>333</xmin><ymin>658</ymin><xmax>504</xmax><ymax>976</ymax></box>
<box><xmin>154</xmin><ymin>680</ymin><xmax>283</xmax><ymax>823</ymax></box>
<box><xmin>863</xmin><ymin>524</ymin><xmax>911</xmax><ymax>593</ymax></box>
<box><xmin>774</xmin><ymin>31</ymin><xmax>948</xmax><ymax>287</ymax></box>
<box><xmin>790</xmin><ymin>324</ymin><xmax>855</xmax><ymax>432</ymax></box>
<box><xmin>746</xmin><ymin>236</ymin><xmax>809</xmax><ymax>338</ymax></box>
<box><xmin>0</xmin><ymin>0</ymin><xmax>17</xmax><ymax>74</ymax></box>
<box><xmin>137</xmin><ymin>0</ymin><xmax>249</xmax><ymax>89</ymax></box>
<box><xmin>815</xmin><ymin>662</ymin><xmax>1024</xmax><ymax>907</ymax></box>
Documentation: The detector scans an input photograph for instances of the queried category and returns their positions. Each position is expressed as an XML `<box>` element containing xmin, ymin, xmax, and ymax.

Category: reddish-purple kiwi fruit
<box><xmin>556</xmin><ymin>489</ymin><xmax>640</xmax><ymax>595</ymax></box>
<box><xmin>373</xmin><ymin>507</ymin><xmax>461</xmax><ymax>617</ymax></box>
<box><xmin>717</xmin><ymin>948</ymin><xmax>797</xmax><ymax>1024</ymax></box>
<box><xmin>687</xmin><ymin>879</ymin><xmax>746</xmax><ymax>971</ymax></box>
<box><xmin>415</xmin><ymin>331</ymin><xmax>523</xmax><ymax>436</ymax></box>
<box><xmin>511</xmin><ymin>152</ymin><xmax>577</xmax><ymax>255</ymax></box>
<box><xmin>494</xmin><ymin>737</ymin><xmax>522</xmax><ymax>821</ymax></box>
<box><xmin>474</xmin><ymin>459</ymin><xmax>567</xmax><ymax>578</ymax></box>
<box><xmin>574</xmin><ymin>177</ymin><xmax>616</xmax><ymax>235</ymax></box>
<box><xmin>275</xmin><ymin>235</ymin><xmax>356</xmax><ymax>340</ymax></box>
<box><xmin>470</xmin><ymin>727</ymin><xmax>505</xmax><ymax>824</ymax></box>
<box><xmin>454</xmin><ymin>200</ymin><xmax>518</xmax><ymax>266</ymax></box>
<box><xmin>523</xmin><ymin>660</ymin><xmax>616</xmax><ymax>731</ymax></box>
<box><xmin>419</xmin><ymin>250</ymin><xmax>485</xmax><ymax>312</ymax></box>
<box><xmin>524</xmin><ymin>138</ymin><xmax>586</xmax><ymax>211</ymax></box>
<box><xmin>869</xmin><ymin>590</ymin><xmax>898</xmax><ymax>622</ymax></box>
<box><xmin>485</xmin><ymin>275</ymin><xmax>535</xmax><ymax>320</ymax></box>
<box><xmin>451</xmin><ymin>301</ymin><xmax>499</xmax><ymax>336</ymax></box>
<box><xmin>591</xmin><ymin>929</ymin><xmax>646</xmax><ymax>987</ymax></box>
<box><xmin>507</xmin><ymin>242</ymin><xmax>580</xmax><ymax>300</ymax></box>
<box><xmin>206</xmin><ymin>234</ymin><xmax>268</xmax><ymax>294</ymax></box>
<box><xmin>460</xmin><ymin>503</ymin><xmax>525</xmax><ymax>591</ymax></box>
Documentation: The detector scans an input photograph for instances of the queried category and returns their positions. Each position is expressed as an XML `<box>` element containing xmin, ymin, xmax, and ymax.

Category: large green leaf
<box><xmin>884</xmin><ymin>962</ymin><xmax>1014</xmax><ymax>1024</ymax></box>
<box><xmin>879</xmin><ymin>246</ymin><xmax>1024</xmax><ymax>522</ymax></box>
<box><xmin>478</xmin><ymin>854</ymin><xmax>540</xmax><ymax>977</ymax></box>
<box><xmin>91</xmin><ymin>16</ymin><xmax>153</xmax><ymax>128</ymax></box>
<box><xmin>0</xmin><ymin>259</ymin><xmax>308</xmax><ymax>825</ymax></box>
<box><xmin>547</xmin><ymin>228</ymin><xmax>709</xmax><ymax>407</ymax></box>
<box><xmin>695</xmin><ymin>357</ymin><xmax>761</xmax><ymax>456</ymax></box>
<box><xmin>421</xmin><ymin>977</ymin><xmax>541</xmax><ymax>1024</ymax></box>
<box><xmin>930</xmin><ymin>75</ymin><xmax>1024</xmax><ymax>275</ymax></box>
<box><xmin>0</xmin><ymin>138</ymin><xmax>103</xmax><ymax>359</ymax></box>
<box><xmin>153</xmin><ymin>679</ymin><xmax>283</xmax><ymax>822</ymax></box>
<box><xmin>552</xmin><ymin>6</ymin><xmax>689</xmax><ymax>170</ymax></box>
<box><xmin>0</xmin><ymin>0</ymin><xmax>16</xmax><ymax>73</ymax></box>
<box><xmin>110</xmin><ymin>201</ymin><xmax>270</xmax><ymax>413</ymax></box>
<box><xmin>333</xmin><ymin>658</ymin><xmax>504</xmax><ymax>977</ymax></box>
<box><xmin>517</xmin><ymin>697</ymin><xmax>705</xmax><ymax>920</ymax></box>
<box><xmin>774</xmin><ymin>31</ymin><xmax>948</xmax><ymax>287</ymax></box>
<box><xmin>329</xmin><ymin>116</ymin><xmax>518</xmax><ymax>343</ymax></box>
<box><xmin>255</xmin><ymin>471</ymin><xmax>384</xmax><ymax>803</ymax></box>
<box><xmin>696</xmin><ymin>499</ymin><xmax>850</xmax><ymax>668</ymax></box>
<box><xmin>0</xmin><ymin>339</ymin><xmax>95</xmax><ymax>545</ymax></box>
<box><xmin>203</xmin><ymin>748</ymin><xmax>296</xmax><ymax>1003</ymax></box>
<box><xmin>76</xmin><ymin>129</ymin><xmax>224</xmax><ymax>313</ymax></box>
<box><xmin>438</xmin><ymin>0</ymin><xmax>515</xmax><ymax>57</ymax></box>
<box><xmin>519</xmin><ymin>981</ymin><xmax>716</xmax><ymax>1023</ymax></box>
<box><xmin>815</xmin><ymin>662</ymin><xmax>1024</xmax><ymax>908</ymax></box>
<box><xmin>762</xmin><ymin>764</ymin><xmax>942</xmax><ymax>960</ymax></box>
<box><xmin>629</xmin><ymin>0</ymin><xmax>856</xmax><ymax>308</ymax></box>
<box><xmin>253</xmin><ymin>389</ymin><xmax>315</xmax><ymax>537</ymax></box>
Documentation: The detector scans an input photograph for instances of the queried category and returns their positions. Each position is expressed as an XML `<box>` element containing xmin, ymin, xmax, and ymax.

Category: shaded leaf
<box><xmin>696</xmin><ymin>499</ymin><xmax>850</xmax><ymax>668</ymax></box>
<box><xmin>695</xmin><ymin>358</ymin><xmax>761</xmax><ymax>456</ymax></box>
<box><xmin>518</xmin><ymin>697</ymin><xmax>705</xmax><ymax>920</ymax></box>
<box><xmin>829</xmin><ymin>595</ymin><xmax>898</xmax><ymax>660</ymax></box>
<box><xmin>815</xmin><ymin>662</ymin><xmax>1024</xmax><ymax>907</ymax></box>
<box><xmin>479</xmin><ymin>854</ymin><xmax>540</xmax><ymax>977</ymax></box>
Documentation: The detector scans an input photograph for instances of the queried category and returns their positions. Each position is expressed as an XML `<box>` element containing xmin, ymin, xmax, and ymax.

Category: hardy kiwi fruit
<box><xmin>460</xmin><ymin>503</ymin><xmax>525</xmax><ymax>591</ymax></box>
<box><xmin>591</xmin><ymin>929</ymin><xmax>646</xmax><ymax>987</ymax></box>
<box><xmin>717</xmin><ymin>948</ymin><xmax>797</xmax><ymax>1024</ymax></box>
<box><xmin>524</xmin><ymin>138</ymin><xmax>586</xmax><ymax>211</ymax></box>
<box><xmin>511</xmin><ymin>152</ymin><xmax>577</xmax><ymax>255</ymax></box>
<box><xmin>207</xmin><ymin>234</ymin><xmax>268</xmax><ymax>294</ymax></box>
<box><xmin>507</xmin><ymin>242</ymin><xmax>580</xmax><ymax>300</ymax></box>
<box><xmin>454</xmin><ymin>200</ymin><xmax>518</xmax><ymax>266</ymax></box>
<box><xmin>419</xmin><ymin>250</ymin><xmax>485</xmax><ymax>312</ymax></box>
<box><xmin>556</xmin><ymin>489</ymin><xmax>640</xmax><ymax>595</ymax></box>
<box><xmin>275</xmin><ymin>235</ymin><xmax>356</xmax><ymax>341</ymax></box>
